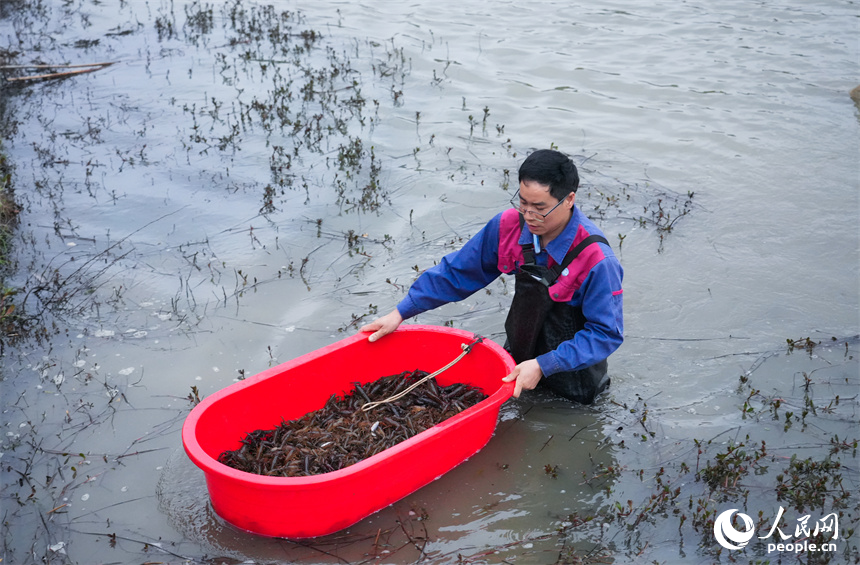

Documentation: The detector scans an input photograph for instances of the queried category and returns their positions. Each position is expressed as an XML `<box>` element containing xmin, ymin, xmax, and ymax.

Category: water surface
<box><xmin>0</xmin><ymin>1</ymin><xmax>857</xmax><ymax>563</ymax></box>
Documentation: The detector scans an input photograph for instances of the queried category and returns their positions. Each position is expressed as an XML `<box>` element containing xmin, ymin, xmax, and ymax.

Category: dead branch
<box><xmin>4</xmin><ymin>62</ymin><xmax>116</xmax><ymax>82</ymax></box>
<box><xmin>0</xmin><ymin>62</ymin><xmax>116</xmax><ymax>70</ymax></box>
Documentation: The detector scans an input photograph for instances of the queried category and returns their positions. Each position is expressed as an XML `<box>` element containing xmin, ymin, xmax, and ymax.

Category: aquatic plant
<box><xmin>0</xmin><ymin>144</ymin><xmax>21</xmax><ymax>345</ymax></box>
<box><xmin>551</xmin><ymin>337</ymin><xmax>859</xmax><ymax>564</ymax></box>
<box><xmin>0</xmin><ymin>145</ymin><xmax>17</xmax><ymax>268</ymax></box>
<box><xmin>0</xmin><ymin>0</ymin><xmax>760</xmax><ymax>562</ymax></box>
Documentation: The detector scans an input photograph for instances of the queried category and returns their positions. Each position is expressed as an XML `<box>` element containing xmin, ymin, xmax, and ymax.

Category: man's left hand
<box><xmin>502</xmin><ymin>359</ymin><xmax>542</xmax><ymax>398</ymax></box>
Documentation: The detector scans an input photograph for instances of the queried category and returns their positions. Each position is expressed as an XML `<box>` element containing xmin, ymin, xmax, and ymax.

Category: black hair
<box><xmin>517</xmin><ymin>149</ymin><xmax>580</xmax><ymax>200</ymax></box>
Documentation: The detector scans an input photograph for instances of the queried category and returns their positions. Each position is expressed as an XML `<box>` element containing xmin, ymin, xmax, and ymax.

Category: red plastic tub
<box><xmin>181</xmin><ymin>325</ymin><xmax>515</xmax><ymax>538</ymax></box>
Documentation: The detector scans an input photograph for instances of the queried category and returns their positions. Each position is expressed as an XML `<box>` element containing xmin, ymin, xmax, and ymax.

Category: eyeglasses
<box><xmin>509</xmin><ymin>191</ymin><xmax>566</xmax><ymax>223</ymax></box>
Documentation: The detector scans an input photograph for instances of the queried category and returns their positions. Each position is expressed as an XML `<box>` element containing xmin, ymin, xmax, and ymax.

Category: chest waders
<box><xmin>503</xmin><ymin>215</ymin><xmax>610</xmax><ymax>404</ymax></box>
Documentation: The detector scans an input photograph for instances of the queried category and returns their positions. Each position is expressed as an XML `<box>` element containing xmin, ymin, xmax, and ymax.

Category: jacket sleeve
<box><xmin>535</xmin><ymin>255</ymin><xmax>624</xmax><ymax>374</ymax></box>
<box><xmin>397</xmin><ymin>214</ymin><xmax>503</xmax><ymax>319</ymax></box>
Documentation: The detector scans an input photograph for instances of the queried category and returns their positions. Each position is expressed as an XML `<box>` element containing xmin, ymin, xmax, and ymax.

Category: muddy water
<box><xmin>1</xmin><ymin>1</ymin><xmax>857</xmax><ymax>564</ymax></box>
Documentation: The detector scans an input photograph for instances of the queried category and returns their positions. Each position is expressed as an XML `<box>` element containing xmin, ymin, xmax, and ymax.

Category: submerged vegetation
<box><xmin>0</xmin><ymin>0</ymin><xmax>690</xmax><ymax>338</ymax></box>
<box><xmin>0</xmin><ymin>1</ymin><xmax>855</xmax><ymax>564</ymax></box>
<box><xmin>550</xmin><ymin>336</ymin><xmax>859</xmax><ymax>564</ymax></box>
<box><xmin>0</xmin><ymin>143</ymin><xmax>20</xmax><ymax>343</ymax></box>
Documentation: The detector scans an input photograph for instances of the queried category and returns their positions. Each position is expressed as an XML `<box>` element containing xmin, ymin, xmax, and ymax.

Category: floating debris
<box><xmin>218</xmin><ymin>370</ymin><xmax>487</xmax><ymax>477</ymax></box>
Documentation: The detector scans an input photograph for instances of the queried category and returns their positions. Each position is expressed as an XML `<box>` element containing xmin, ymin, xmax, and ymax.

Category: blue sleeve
<box><xmin>535</xmin><ymin>254</ymin><xmax>624</xmax><ymax>374</ymax></box>
<box><xmin>397</xmin><ymin>214</ymin><xmax>503</xmax><ymax>319</ymax></box>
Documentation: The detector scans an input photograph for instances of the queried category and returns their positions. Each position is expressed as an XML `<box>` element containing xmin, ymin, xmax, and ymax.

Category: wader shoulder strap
<box><xmin>551</xmin><ymin>234</ymin><xmax>610</xmax><ymax>280</ymax></box>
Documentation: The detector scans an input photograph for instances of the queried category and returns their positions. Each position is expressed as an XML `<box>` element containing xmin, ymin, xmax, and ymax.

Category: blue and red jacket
<box><xmin>397</xmin><ymin>207</ymin><xmax>624</xmax><ymax>376</ymax></box>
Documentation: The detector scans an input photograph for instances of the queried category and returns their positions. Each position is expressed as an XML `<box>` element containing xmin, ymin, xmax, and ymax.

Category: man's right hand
<box><xmin>501</xmin><ymin>359</ymin><xmax>543</xmax><ymax>398</ymax></box>
<box><xmin>358</xmin><ymin>309</ymin><xmax>403</xmax><ymax>342</ymax></box>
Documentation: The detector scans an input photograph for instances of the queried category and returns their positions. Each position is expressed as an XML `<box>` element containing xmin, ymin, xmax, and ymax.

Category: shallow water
<box><xmin>1</xmin><ymin>0</ymin><xmax>858</xmax><ymax>563</ymax></box>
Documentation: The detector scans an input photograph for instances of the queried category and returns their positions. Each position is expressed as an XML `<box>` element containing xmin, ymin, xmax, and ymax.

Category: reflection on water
<box><xmin>1</xmin><ymin>0</ymin><xmax>857</xmax><ymax>563</ymax></box>
<box><xmin>157</xmin><ymin>397</ymin><xmax>614</xmax><ymax>563</ymax></box>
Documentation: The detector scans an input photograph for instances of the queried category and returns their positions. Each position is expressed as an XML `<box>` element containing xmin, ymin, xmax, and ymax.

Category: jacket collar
<box><xmin>517</xmin><ymin>206</ymin><xmax>583</xmax><ymax>266</ymax></box>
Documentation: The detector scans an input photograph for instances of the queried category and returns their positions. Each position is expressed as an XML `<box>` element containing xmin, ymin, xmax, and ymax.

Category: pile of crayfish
<box><xmin>217</xmin><ymin>370</ymin><xmax>488</xmax><ymax>477</ymax></box>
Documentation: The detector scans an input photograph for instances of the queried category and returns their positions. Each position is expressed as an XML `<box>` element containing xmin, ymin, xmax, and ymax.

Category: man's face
<box><xmin>517</xmin><ymin>180</ymin><xmax>575</xmax><ymax>244</ymax></box>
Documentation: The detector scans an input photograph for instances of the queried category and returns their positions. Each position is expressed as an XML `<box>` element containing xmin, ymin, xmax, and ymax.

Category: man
<box><xmin>359</xmin><ymin>149</ymin><xmax>623</xmax><ymax>404</ymax></box>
